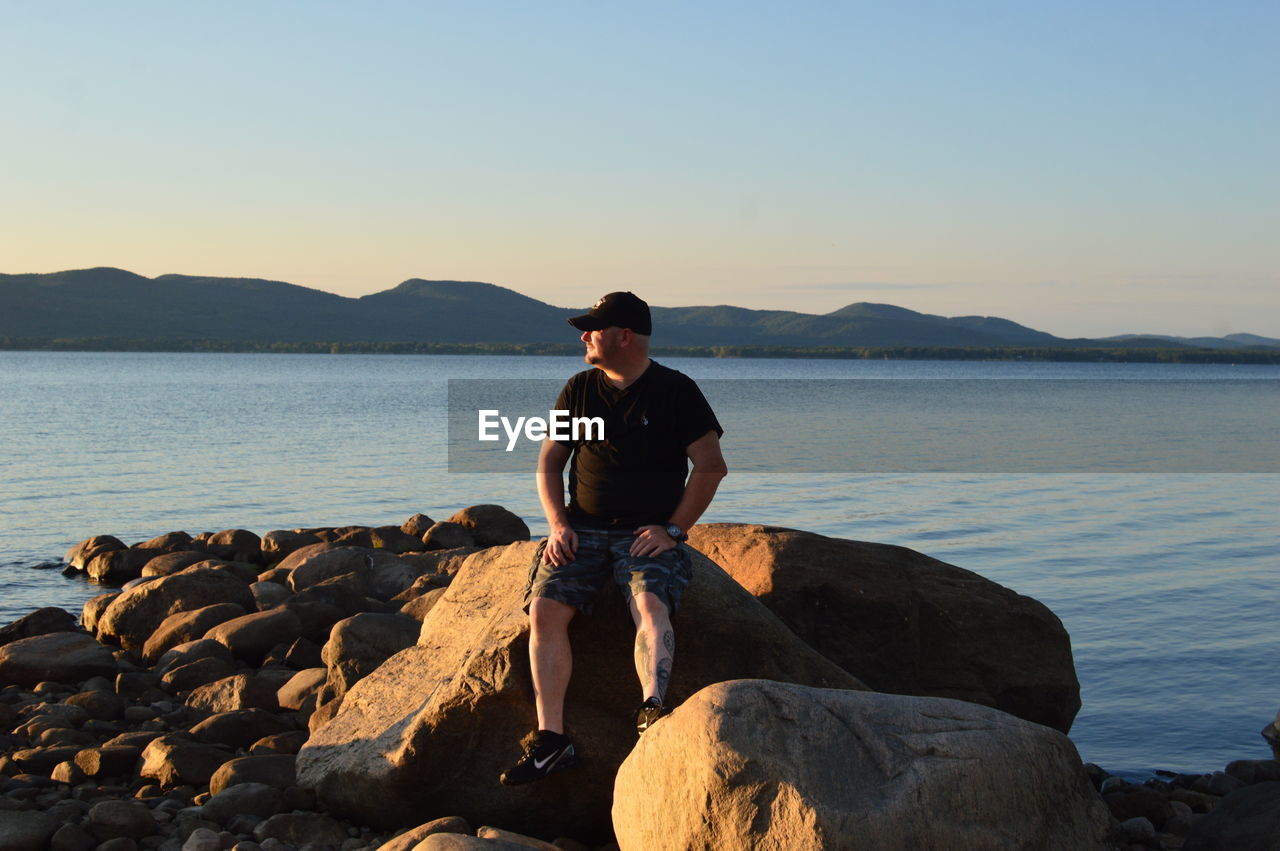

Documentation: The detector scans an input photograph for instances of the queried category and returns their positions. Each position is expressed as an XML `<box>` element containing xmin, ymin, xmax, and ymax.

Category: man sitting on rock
<box><xmin>500</xmin><ymin>291</ymin><xmax>727</xmax><ymax>785</ymax></box>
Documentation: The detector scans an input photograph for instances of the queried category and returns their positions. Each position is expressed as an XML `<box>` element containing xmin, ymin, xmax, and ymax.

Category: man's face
<box><xmin>582</xmin><ymin>326</ymin><xmax>625</xmax><ymax>366</ymax></box>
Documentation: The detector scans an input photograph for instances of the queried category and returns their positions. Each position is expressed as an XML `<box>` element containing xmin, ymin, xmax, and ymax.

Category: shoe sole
<box><xmin>636</xmin><ymin>707</ymin><xmax>664</xmax><ymax>735</ymax></box>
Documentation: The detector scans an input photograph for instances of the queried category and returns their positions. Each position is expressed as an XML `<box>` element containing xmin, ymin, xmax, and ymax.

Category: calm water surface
<box><xmin>1</xmin><ymin>352</ymin><xmax>1276</xmax><ymax>776</ymax></box>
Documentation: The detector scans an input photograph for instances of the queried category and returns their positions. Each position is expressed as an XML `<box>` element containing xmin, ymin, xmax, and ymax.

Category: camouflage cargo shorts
<box><xmin>524</xmin><ymin>526</ymin><xmax>693</xmax><ymax>615</ymax></box>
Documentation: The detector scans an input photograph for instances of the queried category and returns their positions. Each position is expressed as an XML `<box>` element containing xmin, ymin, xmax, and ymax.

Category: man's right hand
<box><xmin>542</xmin><ymin>525</ymin><xmax>579</xmax><ymax>565</ymax></box>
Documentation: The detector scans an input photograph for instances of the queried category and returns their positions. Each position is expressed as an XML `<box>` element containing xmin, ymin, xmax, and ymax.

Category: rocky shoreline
<box><xmin>0</xmin><ymin>509</ymin><xmax>1276</xmax><ymax>850</ymax></box>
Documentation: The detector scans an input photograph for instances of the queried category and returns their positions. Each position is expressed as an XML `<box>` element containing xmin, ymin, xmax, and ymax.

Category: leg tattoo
<box><xmin>634</xmin><ymin>631</ymin><xmax>653</xmax><ymax>694</ymax></box>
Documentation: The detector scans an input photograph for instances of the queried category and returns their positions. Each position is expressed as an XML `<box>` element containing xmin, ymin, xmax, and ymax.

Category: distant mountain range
<box><xmin>2</xmin><ymin>267</ymin><xmax>1277</xmax><ymax>351</ymax></box>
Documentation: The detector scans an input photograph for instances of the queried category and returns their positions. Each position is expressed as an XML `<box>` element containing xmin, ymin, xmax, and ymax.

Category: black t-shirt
<box><xmin>553</xmin><ymin>361</ymin><xmax>723</xmax><ymax>527</ymax></box>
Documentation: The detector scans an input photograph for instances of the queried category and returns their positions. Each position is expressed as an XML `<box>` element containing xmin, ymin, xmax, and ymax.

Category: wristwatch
<box><xmin>664</xmin><ymin>523</ymin><xmax>686</xmax><ymax>542</ymax></box>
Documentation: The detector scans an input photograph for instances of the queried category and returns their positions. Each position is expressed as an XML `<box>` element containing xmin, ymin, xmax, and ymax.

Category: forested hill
<box><xmin>2</xmin><ymin>267</ymin><xmax>1277</xmax><ymax>352</ymax></box>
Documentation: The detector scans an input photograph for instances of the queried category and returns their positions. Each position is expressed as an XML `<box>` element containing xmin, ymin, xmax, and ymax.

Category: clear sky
<box><xmin>3</xmin><ymin>1</ymin><xmax>1276</xmax><ymax>338</ymax></box>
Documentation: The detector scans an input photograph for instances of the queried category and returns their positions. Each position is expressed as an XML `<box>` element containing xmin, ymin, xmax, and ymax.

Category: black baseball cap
<box><xmin>567</xmin><ymin>291</ymin><xmax>652</xmax><ymax>336</ymax></box>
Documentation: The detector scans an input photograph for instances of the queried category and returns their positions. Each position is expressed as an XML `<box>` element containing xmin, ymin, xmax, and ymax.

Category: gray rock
<box><xmin>0</xmin><ymin>607</ymin><xmax>79</xmax><ymax>646</ymax></box>
<box><xmin>420</xmin><ymin>523</ymin><xmax>474</xmax><ymax>551</ymax></box>
<box><xmin>371</xmin><ymin>526</ymin><xmax>424</xmax><ymax>555</ymax></box>
<box><xmin>162</xmin><ymin>657</ymin><xmax>239</xmax><ymax>694</ymax></box>
<box><xmin>142</xmin><ymin>552</ymin><xmax>215</xmax><ymax>579</ymax></box>
<box><xmin>1225</xmin><ymin>759</ymin><xmax>1280</xmax><ymax>785</ymax></box>
<box><xmin>249</xmin><ymin>731</ymin><xmax>310</xmax><ymax>756</ymax></box>
<box><xmin>1206</xmin><ymin>770</ymin><xmax>1248</xmax><ymax>796</ymax></box>
<box><xmin>157</xmin><ymin>639</ymin><xmax>235</xmax><ymax>676</ymax></box>
<box><xmin>66</xmin><ymin>535</ymin><xmax>127</xmax><ymax>571</ymax></box>
<box><xmin>0</xmin><ymin>809</ymin><xmax>59</xmax><ymax>851</ymax></box>
<box><xmin>97</xmin><ymin>567</ymin><xmax>256</xmax><ymax>651</ymax></box>
<box><xmin>413</xmin><ymin>835</ymin><xmax>527</xmax><ymax>850</ymax></box>
<box><xmin>94</xmin><ymin>838</ymin><xmax>140</xmax><ymax>851</ymax></box>
<box><xmin>283</xmin><ymin>546</ymin><xmax>372</xmax><ymax>592</ymax></box>
<box><xmin>185</xmin><ymin>674</ymin><xmax>279</xmax><ymax>715</ymax></box>
<box><xmin>88</xmin><ymin>799</ymin><xmax>156</xmax><ymax>840</ymax></box>
<box><xmin>399</xmin><ymin>588</ymin><xmax>446</xmax><ymax>622</ymax></box>
<box><xmin>51</xmin><ymin>759</ymin><xmax>88</xmax><ymax>784</ymax></box>
<box><xmin>204</xmin><ymin>609</ymin><xmax>305</xmax><ymax>666</ymax></box>
<box><xmin>251</xmin><ymin>582</ymin><xmax>292</xmax><ymax>610</ymax></box>
<box><xmin>199</xmin><ymin>782</ymin><xmax>282</xmax><ymax>825</ymax></box>
<box><xmin>612</xmin><ymin>680</ymin><xmax>1112</xmax><ymax>850</ymax></box>
<box><xmin>74</xmin><ymin>746</ymin><xmax>142</xmax><ymax>779</ymax></box>
<box><xmin>82</xmin><ymin>593</ymin><xmax>122</xmax><ymax>633</ymax></box>
<box><xmin>189</xmin><ymin>709</ymin><xmax>294</xmax><ymax>750</ymax></box>
<box><xmin>206</xmin><ymin>530</ymin><xmax>262</xmax><ymax>565</ymax></box>
<box><xmin>400</xmin><ymin>514</ymin><xmax>435</xmax><ymax>539</ymax></box>
<box><xmin>253</xmin><ymin>813</ymin><xmax>348</xmax><ymax>847</ymax></box>
<box><xmin>261</xmin><ymin>531</ymin><xmax>323</xmax><ymax>565</ymax></box>
<box><xmin>144</xmin><ymin>605</ymin><xmax>248</xmax><ymax>665</ymax></box>
<box><xmin>277</xmin><ymin>668</ymin><xmax>327</xmax><ymax>711</ymax></box>
<box><xmin>65</xmin><ymin>688</ymin><xmax>127</xmax><ymax>720</ymax></box>
<box><xmin>182</xmin><ymin>827</ymin><xmax>222</xmax><ymax>851</ymax></box>
<box><xmin>1114</xmin><ymin>816</ymin><xmax>1156</xmax><ymax>844</ymax></box>
<box><xmin>1184</xmin><ymin>781</ymin><xmax>1280</xmax><ymax>850</ymax></box>
<box><xmin>445</xmin><ymin>505</ymin><xmax>529</xmax><ymax>548</ymax></box>
<box><xmin>135</xmin><ymin>531</ymin><xmax>196</xmax><ymax>552</ymax></box>
<box><xmin>0</xmin><ymin>631</ymin><xmax>118</xmax><ymax>687</ymax></box>
<box><xmin>318</xmin><ymin>613</ymin><xmax>419</xmax><ymax>703</ymax></box>
<box><xmin>50</xmin><ymin>822</ymin><xmax>97</xmax><ymax>851</ymax></box>
<box><xmin>139</xmin><ymin>735</ymin><xmax>233</xmax><ymax>788</ymax></box>
<box><xmin>86</xmin><ymin>547</ymin><xmax>164</xmax><ymax>583</ymax></box>
<box><xmin>476</xmin><ymin>826</ymin><xmax>559</xmax><ymax>849</ymax></box>
<box><xmin>208</xmin><ymin>755</ymin><xmax>296</xmax><ymax>795</ymax></box>
<box><xmin>10</xmin><ymin>745</ymin><xmax>82</xmax><ymax>774</ymax></box>
<box><xmin>377</xmin><ymin>817</ymin><xmax>472</xmax><ymax>851</ymax></box>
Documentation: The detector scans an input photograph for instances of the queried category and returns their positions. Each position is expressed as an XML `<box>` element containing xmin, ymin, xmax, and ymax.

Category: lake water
<box><xmin>1</xmin><ymin>351</ymin><xmax>1276</xmax><ymax>776</ymax></box>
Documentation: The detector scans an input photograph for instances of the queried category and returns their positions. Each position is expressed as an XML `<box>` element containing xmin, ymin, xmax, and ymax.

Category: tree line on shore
<box><xmin>4</xmin><ymin>337</ymin><xmax>1279</xmax><ymax>364</ymax></box>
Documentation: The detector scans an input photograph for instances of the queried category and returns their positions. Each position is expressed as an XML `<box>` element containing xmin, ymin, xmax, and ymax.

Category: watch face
<box><xmin>665</xmin><ymin>524</ymin><xmax>683</xmax><ymax>540</ymax></box>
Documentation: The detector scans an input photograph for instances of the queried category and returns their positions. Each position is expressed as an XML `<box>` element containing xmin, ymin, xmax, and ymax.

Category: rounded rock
<box><xmin>88</xmin><ymin>799</ymin><xmax>157</xmax><ymax>841</ymax></box>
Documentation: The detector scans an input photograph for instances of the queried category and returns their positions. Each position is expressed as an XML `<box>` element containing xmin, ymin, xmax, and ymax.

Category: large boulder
<box><xmin>0</xmin><ymin>631</ymin><xmax>118</xmax><ymax>687</ymax></box>
<box><xmin>206</xmin><ymin>529</ymin><xmax>262</xmax><ymax>564</ymax></box>
<box><xmin>614</xmin><ymin>679</ymin><xmax>1111</xmax><ymax>850</ymax></box>
<box><xmin>297</xmin><ymin>542</ymin><xmax>860</xmax><ymax>841</ymax></box>
<box><xmin>261</xmin><ymin>530</ymin><xmax>323</xmax><ymax>564</ymax></box>
<box><xmin>401</xmin><ymin>513</ymin><xmax>435</xmax><ymax>539</ymax></box>
<box><xmin>0</xmin><ymin>607</ymin><xmax>79</xmax><ymax>646</ymax></box>
<box><xmin>445</xmin><ymin>505</ymin><xmax>529</xmax><ymax>548</ymax></box>
<box><xmin>0</xmin><ymin>810</ymin><xmax>59</xmax><ymax>850</ymax></box>
<box><xmin>318</xmin><ymin>613</ymin><xmax>419</xmax><ymax>703</ymax></box>
<box><xmin>142</xmin><ymin>603</ymin><xmax>248</xmax><ymax>663</ymax></box>
<box><xmin>285</xmin><ymin>545</ymin><xmax>418</xmax><ymax>600</ymax></box>
<box><xmin>65</xmin><ymin>535</ymin><xmax>126</xmax><ymax>571</ymax></box>
<box><xmin>141</xmin><ymin>550</ymin><xmax>213</xmax><ymax>578</ymax></box>
<box><xmin>1184</xmin><ymin>781</ymin><xmax>1280</xmax><ymax>851</ymax></box>
<box><xmin>189</xmin><ymin>709</ymin><xmax>294</xmax><ymax>750</ymax></box>
<box><xmin>204</xmin><ymin>608</ymin><xmax>305</xmax><ymax>665</ymax></box>
<box><xmin>139</xmin><ymin>734</ymin><xmax>233</xmax><ymax>787</ymax></box>
<box><xmin>421</xmin><ymin>522</ymin><xmax>475</xmax><ymax>551</ymax></box>
<box><xmin>135</xmin><ymin>530</ymin><xmax>196</xmax><ymax>552</ymax></box>
<box><xmin>96</xmin><ymin>566</ymin><xmax>256</xmax><ymax>650</ymax></box>
<box><xmin>82</xmin><ymin>592</ymin><xmax>121</xmax><ymax>632</ymax></box>
<box><xmin>85</xmin><ymin>547</ymin><xmax>163</xmax><ymax>583</ymax></box>
<box><xmin>186</xmin><ymin>673</ymin><xmax>279</xmax><ymax>715</ymax></box>
<box><xmin>687</xmin><ymin>523</ymin><xmax>1081</xmax><ymax>732</ymax></box>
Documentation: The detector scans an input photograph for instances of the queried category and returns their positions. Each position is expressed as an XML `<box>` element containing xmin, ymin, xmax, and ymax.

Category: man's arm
<box><xmin>631</xmin><ymin>429</ymin><xmax>728</xmax><ymax>557</ymax></box>
<box><xmin>536</xmin><ymin>438</ymin><xmax>578</xmax><ymax>566</ymax></box>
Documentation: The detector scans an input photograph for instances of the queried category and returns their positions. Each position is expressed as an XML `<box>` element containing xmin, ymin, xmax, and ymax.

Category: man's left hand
<box><xmin>630</xmin><ymin>525</ymin><xmax>677</xmax><ymax>557</ymax></box>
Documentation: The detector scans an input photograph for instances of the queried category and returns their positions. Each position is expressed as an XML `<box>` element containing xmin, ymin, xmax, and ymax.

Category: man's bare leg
<box><xmin>529</xmin><ymin>596</ymin><xmax>576</xmax><ymax>733</ymax></box>
<box><xmin>629</xmin><ymin>591</ymin><xmax>674</xmax><ymax>703</ymax></box>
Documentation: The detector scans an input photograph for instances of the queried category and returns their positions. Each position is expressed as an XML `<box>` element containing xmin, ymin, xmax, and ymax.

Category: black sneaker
<box><xmin>635</xmin><ymin>697</ymin><xmax>666</xmax><ymax>735</ymax></box>
<box><xmin>499</xmin><ymin>730</ymin><xmax>577</xmax><ymax>785</ymax></box>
